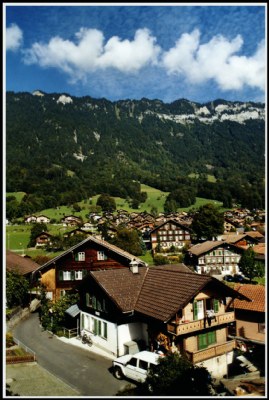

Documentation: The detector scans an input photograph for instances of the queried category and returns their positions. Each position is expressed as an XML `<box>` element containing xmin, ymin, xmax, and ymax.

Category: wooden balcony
<box><xmin>185</xmin><ymin>339</ymin><xmax>236</xmax><ymax>363</ymax></box>
<box><xmin>167</xmin><ymin>311</ymin><xmax>235</xmax><ymax>336</ymax></box>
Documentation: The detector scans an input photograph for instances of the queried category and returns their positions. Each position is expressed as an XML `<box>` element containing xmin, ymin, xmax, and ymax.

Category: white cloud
<box><xmin>23</xmin><ymin>27</ymin><xmax>160</xmax><ymax>80</ymax></box>
<box><xmin>162</xmin><ymin>29</ymin><xmax>265</xmax><ymax>91</ymax></box>
<box><xmin>6</xmin><ymin>23</ymin><xmax>23</xmax><ymax>51</ymax></box>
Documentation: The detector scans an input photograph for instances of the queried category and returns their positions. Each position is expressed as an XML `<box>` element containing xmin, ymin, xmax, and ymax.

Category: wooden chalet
<box><xmin>150</xmin><ymin>219</ymin><xmax>191</xmax><ymax>253</ymax></box>
<box><xmin>187</xmin><ymin>241</ymin><xmax>244</xmax><ymax>276</ymax></box>
<box><xmin>33</xmin><ymin>236</ymin><xmax>147</xmax><ymax>301</ymax></box>
<box><xmin>78</xmin><ymin>264</ymin><xmax>249</xmax><ymax>379</ymax></box>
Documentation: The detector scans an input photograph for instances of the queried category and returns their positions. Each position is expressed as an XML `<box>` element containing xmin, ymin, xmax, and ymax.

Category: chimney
<box><xmin>129</xmin><ymin>259</ymin><xmax>139</xmax><ymax>274</ymax></box>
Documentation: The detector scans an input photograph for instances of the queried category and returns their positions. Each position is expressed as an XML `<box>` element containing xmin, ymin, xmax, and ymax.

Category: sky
<box><xmin>4</xmin><ymin>2</ymin><xmax>267</xmax><ymax>104</ymax></box>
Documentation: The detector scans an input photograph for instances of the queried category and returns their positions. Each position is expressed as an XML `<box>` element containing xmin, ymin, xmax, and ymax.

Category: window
<box><xmin>258</xmin><ymin>322</ymin><xmax>265</xmax><ymax>334</ymax></box>
<box><xmin>74</xmin><ymin>252</ymin><xmax>85</xmax><ymax>261</ymax></box>
<box><xmin>75</xmin><ymin>270</ymin><xmax>83</xmax><ymax>280</ymax></box>
<box><xmin>86</xmin><ymin>293</ymin><xmax>91</xmax><ymax>307</ymax></box>
<box><xmin>63</xmin><ymin>271</ymin><xmax>71</xmax><ymax>281</ymax></box>
<box><xmin>128</xmin><ymin>358</ymin><xmax>137</xmax><ymax>367</ymax></box>
<box><xmin>97</xmin><ymin>251</ymin><xmax>107</xmax><ymax>261</ymax></box>
<box><xmin>93</xmin><ymin>318</ymin><xmax>107</xmax><ymax>339</ymax></box>
<box><xmin>198</xmin><ymin>331</ymin><xmax>216</xmax><ymax>350</ymax></box>
<box><xmin>193</xmin><ymin>300</ymin><xmax>204</xmax><ymax>320</ymax></box>
<box><xmin>139</xmin><ymin>360</ymin><xmax>148</xmax><ymax>370</ymax></box>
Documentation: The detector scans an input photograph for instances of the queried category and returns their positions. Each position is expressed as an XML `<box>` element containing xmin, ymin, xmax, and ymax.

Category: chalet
<box><xmin>227</xmin><ymin>284</ymin><xmax>265</xmax><ymax>345</ymax></box>
<box><xmin>61</xmin><ymin>215</ymin><xmax>83</xmax><ymax>227</ymax></box>
<box><xmin>35</xmin><ymin>232</ymin><xmax>53</xmax><ymax>248</ymax></box>
<box><xmin>187</xmin><ymin>241</ymin><xmax>244</xmax><ymax>276</ymax></box>
<box><xmin>150</xmin><ymin>219</ymin><xmax>191</xmax><ymax>253</ymax></box>
<box><xmin>24</xmin><ymin>215</ymin><xmax>37</xmax><ymax>223</ymax></box>
<box><xmin>36</xmin><ymin>215</ymin><xmax>51</xmax><ymax>224</ymax></box>
<box><xmin>78</xmin><ymin>264</ymin><xmax>249</xmax><ymax>379</ymax></box>
<box><xmin>33</xmin><ymin>236</ymin><xmax>147</xmax><ymax>301</ymax></box>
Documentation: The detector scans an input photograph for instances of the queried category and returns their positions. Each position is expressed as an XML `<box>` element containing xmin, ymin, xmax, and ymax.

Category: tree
<box><xmin>6</xmin><ymin>270</ymin><xmax>29</xmax><ymax>308</ymax></box>
<box><xmin>137</xmin><ymin>353</ymin><xmax>212</xmax><ymax>396</ymax></box>
<box><xmin>190</xmin><ymin>203</ymin><xmax>224</xmax><ymax>241</ymax></box>
<box><xmin>110</xmin><ymin>227</ymin><xmax>144</xmax><ymax>256</ymax></box>
<box><xmin>96</xmin><ymin>193</ymin><xmax>116</xmax><ymax>212</ymax></box>
<box><xmin>239</xmin><ymin>247</ymin><xmax>265</xmax><ymax>282</ymax></box>
<box><xmin>28</xmin><ymin>222</ymin><xmax>48</xmax><ymax>247</ymax></box>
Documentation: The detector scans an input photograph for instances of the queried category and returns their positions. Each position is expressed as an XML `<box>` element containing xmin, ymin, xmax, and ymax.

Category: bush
<box><xmin>6</xmin><ymin>332</ymin><xmax>15</xmax><ymax>348</ymax></box>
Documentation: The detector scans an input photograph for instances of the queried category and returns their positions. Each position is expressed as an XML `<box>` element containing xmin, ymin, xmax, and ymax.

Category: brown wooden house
<box><xmin>33</xmin><ymin>236</ymin><xmax>147</xmax><ymax>301</ymax></box>
<box><xmin>78</xmin><ymin>264</ymin><xmax>249</xmax><ymax>379</ymax></box>
<box><xmin>150</xmin><ymin>219</ymin><xmax>191</xmax><ymax>253</ymax></box>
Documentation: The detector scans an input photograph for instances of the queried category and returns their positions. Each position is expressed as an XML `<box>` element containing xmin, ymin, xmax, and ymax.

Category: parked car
<box><xmin>223</xmin><ymin>274</ymin><xmax>234</xmax><ymax>282</ymax></box>
<box><xmin>112</xmin><ymin>351</ymin><xmax>161</xmax><ymax>382</ymax></box>
<box><xmin>233</xmin><ymin>274</ymin><xmax>245</xmax><ymax>282</ymax></box>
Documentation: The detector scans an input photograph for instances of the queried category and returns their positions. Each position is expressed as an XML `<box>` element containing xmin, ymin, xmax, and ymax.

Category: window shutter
<box><xmin>92</xmin><ymin>296</ymin><xmax>97</xmax><ymax>309</ymax></box>
<box><xmin>208</xmin><ymin>330</ymin><xmax>216</xmax><ymax>345</ymax></box>
<box><xmin>71</xmin><ymin>270</ymin><xmax>75</xmax><ymax>280</ymax></box>
<box><xmin>82</xmin><ymin>269</ymin><xmax>87</xmax><ymax>277</ymax></box>
<box><xmin>103</xmin><ymin>322</ymin><xmax>107</xmax><ymax>339</ymax></box>
<box><xmin>213</xmin><ymin>299</ymin><xmax>219</xmax><ymax>313</ymax></box>
<box><xmin>94</xmin><ymin>318</ymin><xmax>98</xmax><ymax>335</ymax></box>
<box><xmin>193</xmin><ymin>301</ymin><xmax>198</xmax><ymax>320</ymax></box>
<box><xmin>75</xmin><ymin>253</ymin><xmax>78</xmax><ymax>261</ymax></box>
<box><xmin>59</xmin><ymin>270</ymin><xmax>63</xmax><ymax>280</ymax></box>
<box><xmin>198</xmin><ymin>333</ymin><xmax>207</xmax><ymax>350</ymax></box>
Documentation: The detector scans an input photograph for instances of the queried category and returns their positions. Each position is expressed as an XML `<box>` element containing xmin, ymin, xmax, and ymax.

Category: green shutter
<box><xmin>92</xmin><ymin>296</ymin><xmax>97</xmax><ymax>309</ymax></box>
<box><xmin>82</xmin><ymin>270</ymin><xmax>87</xmax><ymax>277</ymax></box>
<box><xmin>59</xmin><ymin>270</ymin><xmax>63</xmax><ymax>280</ymax></box>
<box><xmin>71</xmin><ymin>270</ymin><xmax>75</xmax><ymax>280</ymax></box>
<box><xmin>207</xmin><ymin>330</ymin><xmax>216</xmax><ymax>345</ymax></box>
<box><xmin>193</xmin><ymin>301</ymin><xmax>198</xmax><ymax>320</ymax></box>
<box><xmin>94</xmin><ymin>319</ymin><xmax>98</xmax><ymax>335</ymax></box>
<box><xmin>198</xmin><ymin>333</ymin><xmax>207</xmax><ymax>350</ymax></box>
<box><xmin>103</xmin><ymin>322</ymin><xmax>107</xmax><ymax>339</ymax></box>
<box><xmin>75</xmin><ymin>253</ymin><xmax>78</xmax><ymax>261</ymax></box>
<box><xmin>213</xmin><ymin>299</ymin><xmax>219</xmax><ymax>313</ymax></box>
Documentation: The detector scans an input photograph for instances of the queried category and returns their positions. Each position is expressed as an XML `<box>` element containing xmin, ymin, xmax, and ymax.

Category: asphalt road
<box><xmin>12</xmin><ymin>312</ymin><xmax>131</xmax><ymax>396</ymax></box>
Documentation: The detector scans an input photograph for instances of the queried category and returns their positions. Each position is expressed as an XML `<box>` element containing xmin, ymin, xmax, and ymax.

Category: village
<box><xmin>6</xmin><ymin>205</ymin><xmax>265</xmax><ymax>396</ymax></box>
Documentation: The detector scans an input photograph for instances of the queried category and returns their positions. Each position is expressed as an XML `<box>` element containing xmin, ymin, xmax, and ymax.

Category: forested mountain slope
<box><xmin>6</xmin><ymin>91</ymin><xmax>265</xmax><ymax>211</ymax></box>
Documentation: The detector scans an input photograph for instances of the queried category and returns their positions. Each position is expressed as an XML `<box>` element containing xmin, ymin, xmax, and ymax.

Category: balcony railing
<box><xmin>185</xmin><ymin>339</ymin><xmax>236</xmax><ymax>363</ymax></box>
<box><xmin>167</xmin><ymin>311</ymin><xmax>235</xmax><ymax>336</ymax></box>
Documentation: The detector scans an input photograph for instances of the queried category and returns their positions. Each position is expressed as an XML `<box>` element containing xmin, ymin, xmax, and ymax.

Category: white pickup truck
<box><xmin>113</xmin><ymin>351</ymin><xmax>161</xmax><ymax>382</ymax></box>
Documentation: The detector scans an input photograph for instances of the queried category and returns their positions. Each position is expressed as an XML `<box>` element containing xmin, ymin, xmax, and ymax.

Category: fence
<box><xmin>6</xmin><ymin>338</ymin><xmax>36</xmax><ymax>364</ymax></box>
<box><xmin>63</xmin><ymin>327</ymin><xmax>79</xmax><ymax>339</ymax></box>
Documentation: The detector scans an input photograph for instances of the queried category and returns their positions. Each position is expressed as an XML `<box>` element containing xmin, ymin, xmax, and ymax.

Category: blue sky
<box><xmin>5</xmin><ymin>3</ymin><xmax>266</xmax><ymax>103</ymax></box>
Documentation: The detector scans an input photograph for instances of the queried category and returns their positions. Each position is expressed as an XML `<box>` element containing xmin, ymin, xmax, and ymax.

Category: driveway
<box><xmin>10</xmin><ymin>312</ymin><xmax>132</xmax><ymax>396</ymax></box>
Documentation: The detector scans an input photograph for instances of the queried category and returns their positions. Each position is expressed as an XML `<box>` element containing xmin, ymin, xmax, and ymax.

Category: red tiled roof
<box><xmin>232</xmin><ymin>284</ymin><xmax>265</xmax><ymax>312</ymax></box>
<box><xmin>6</xmin><ymin>250</ymin><xmax>39</xmax><ymax>276</ymax></box>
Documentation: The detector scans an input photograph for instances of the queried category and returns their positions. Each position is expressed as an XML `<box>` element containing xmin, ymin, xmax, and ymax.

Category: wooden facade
<box><xmin>34</xmin><ymin>236</ymin><xmax>146</xmax><ymax>301</ymax></box>
<box><xmin>150</xmin><ymin>219</ymin><xmax>191</xmax><ymax>253</ymax></box>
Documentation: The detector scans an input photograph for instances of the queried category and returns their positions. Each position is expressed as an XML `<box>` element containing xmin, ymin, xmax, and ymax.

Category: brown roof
<box><xmin>232</xmin><ymin>284</ymin><xmax>265</xmax><ymax>312</ymax></box>
<box><xmin>90</xmin><ymin>264</ymin><xmax>249</xmax><ymax>322</ymax></box>
<box><xmin>6</xmin><ymin>250</ymin><xmax>39</xmax><ymax>276</ymax></box>
<box><xmin>252</xmin><ymin>243</ymin><xmax>266</xmax><ymax>255</ymax></box>
<box><xmin>135</xmin><ymin>267</ymin><xmax>211</xmax><ymax>322</ymax></box>
<box><xmin>188</xmin><ymin>241</ymin><xmax>243</xmax><ymax>256</ymax></box>
<box><xmin>91</xmin><ymin>268</ymin><xmax>147</xmax><ymax>312</ymax></box>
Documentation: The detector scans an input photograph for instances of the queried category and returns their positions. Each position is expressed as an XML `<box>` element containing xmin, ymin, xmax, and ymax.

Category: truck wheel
<box><xmin>114</xmin><ymin>366</ymin><xmax>123</xmax><ymax>380</ymax></box>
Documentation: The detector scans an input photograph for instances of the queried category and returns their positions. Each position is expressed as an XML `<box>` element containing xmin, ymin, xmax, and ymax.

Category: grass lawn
<box><xmin>6</xmin><ymin>192</ymin><xmax>26</xmax><ymax>202</ymax></box>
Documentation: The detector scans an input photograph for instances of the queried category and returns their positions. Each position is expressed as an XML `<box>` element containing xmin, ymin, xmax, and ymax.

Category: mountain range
<box><xmin>6</xmin><ymin>91</ymin><xmax>265</xmax><ymax>211</ymax></box>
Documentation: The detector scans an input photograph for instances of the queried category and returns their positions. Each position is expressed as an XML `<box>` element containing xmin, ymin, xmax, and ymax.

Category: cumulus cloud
<box><xmin>162</xmin><ymin>29</ymin><xmax>265</xmax><ymax>91</ymax></box>
<box><xmin>23</xmin><ymin>27</ymin><xmax>161</xmax><ymax>81</ymax></box>
<box><xmin>6</xmin><ymin>23</ymin><xmax>23</xmax><ymax>51</ymax></box>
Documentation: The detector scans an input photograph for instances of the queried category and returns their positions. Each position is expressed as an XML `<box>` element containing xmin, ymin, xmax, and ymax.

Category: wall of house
<box><xmin>235</xmin><ymin>311</ymin><xmax>265</xmax><ymax>343</ymax></box>
<box><xmin>184</xmin><ymin>326</ymin><xmax>227</xmax><ymax>353</ymax></box>
<box><xmin>196</xmin><ymin>351</ymin><xmax>233</xmax><ymax>379</ymax></box>
<box><xmin>40</xmin><ymin>268</ymin><xmax>56</xmax><ymax>300</ymax></box>
<box><xmin>117</xmin><ymin>322</ymin><xmax>148</xmax><ymax>356</ymax></box>
<box><xmin>80</xmin><ymin>311</ymin><xmax>118</xmax><ymax>356</ymax></box>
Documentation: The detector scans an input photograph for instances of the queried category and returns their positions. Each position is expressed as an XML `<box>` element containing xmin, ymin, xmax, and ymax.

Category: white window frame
<box><xmin>97</xmin><ymin>251</ymin><xmax>106</xmax><ymax>260</ymax></box>
<box><xmin>78</xmin><ymin>252</ymin><xmax>85</xmax><ymax>261</ymax></box>
<box><xmin>75</xmin><ymin>270</ymin><xmax>83</xmax><ymax>280</ymax></box>
<box><xmin>63</xmin><ymin>271</ymin><xmax>71</xmax><ymax>281</ymax></box>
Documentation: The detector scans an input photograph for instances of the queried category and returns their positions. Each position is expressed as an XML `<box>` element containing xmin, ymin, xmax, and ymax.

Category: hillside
<box><xmin>6</xmin><ymin>91</ymin><xmax>265</xmax><ymax>212</ymax></box>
